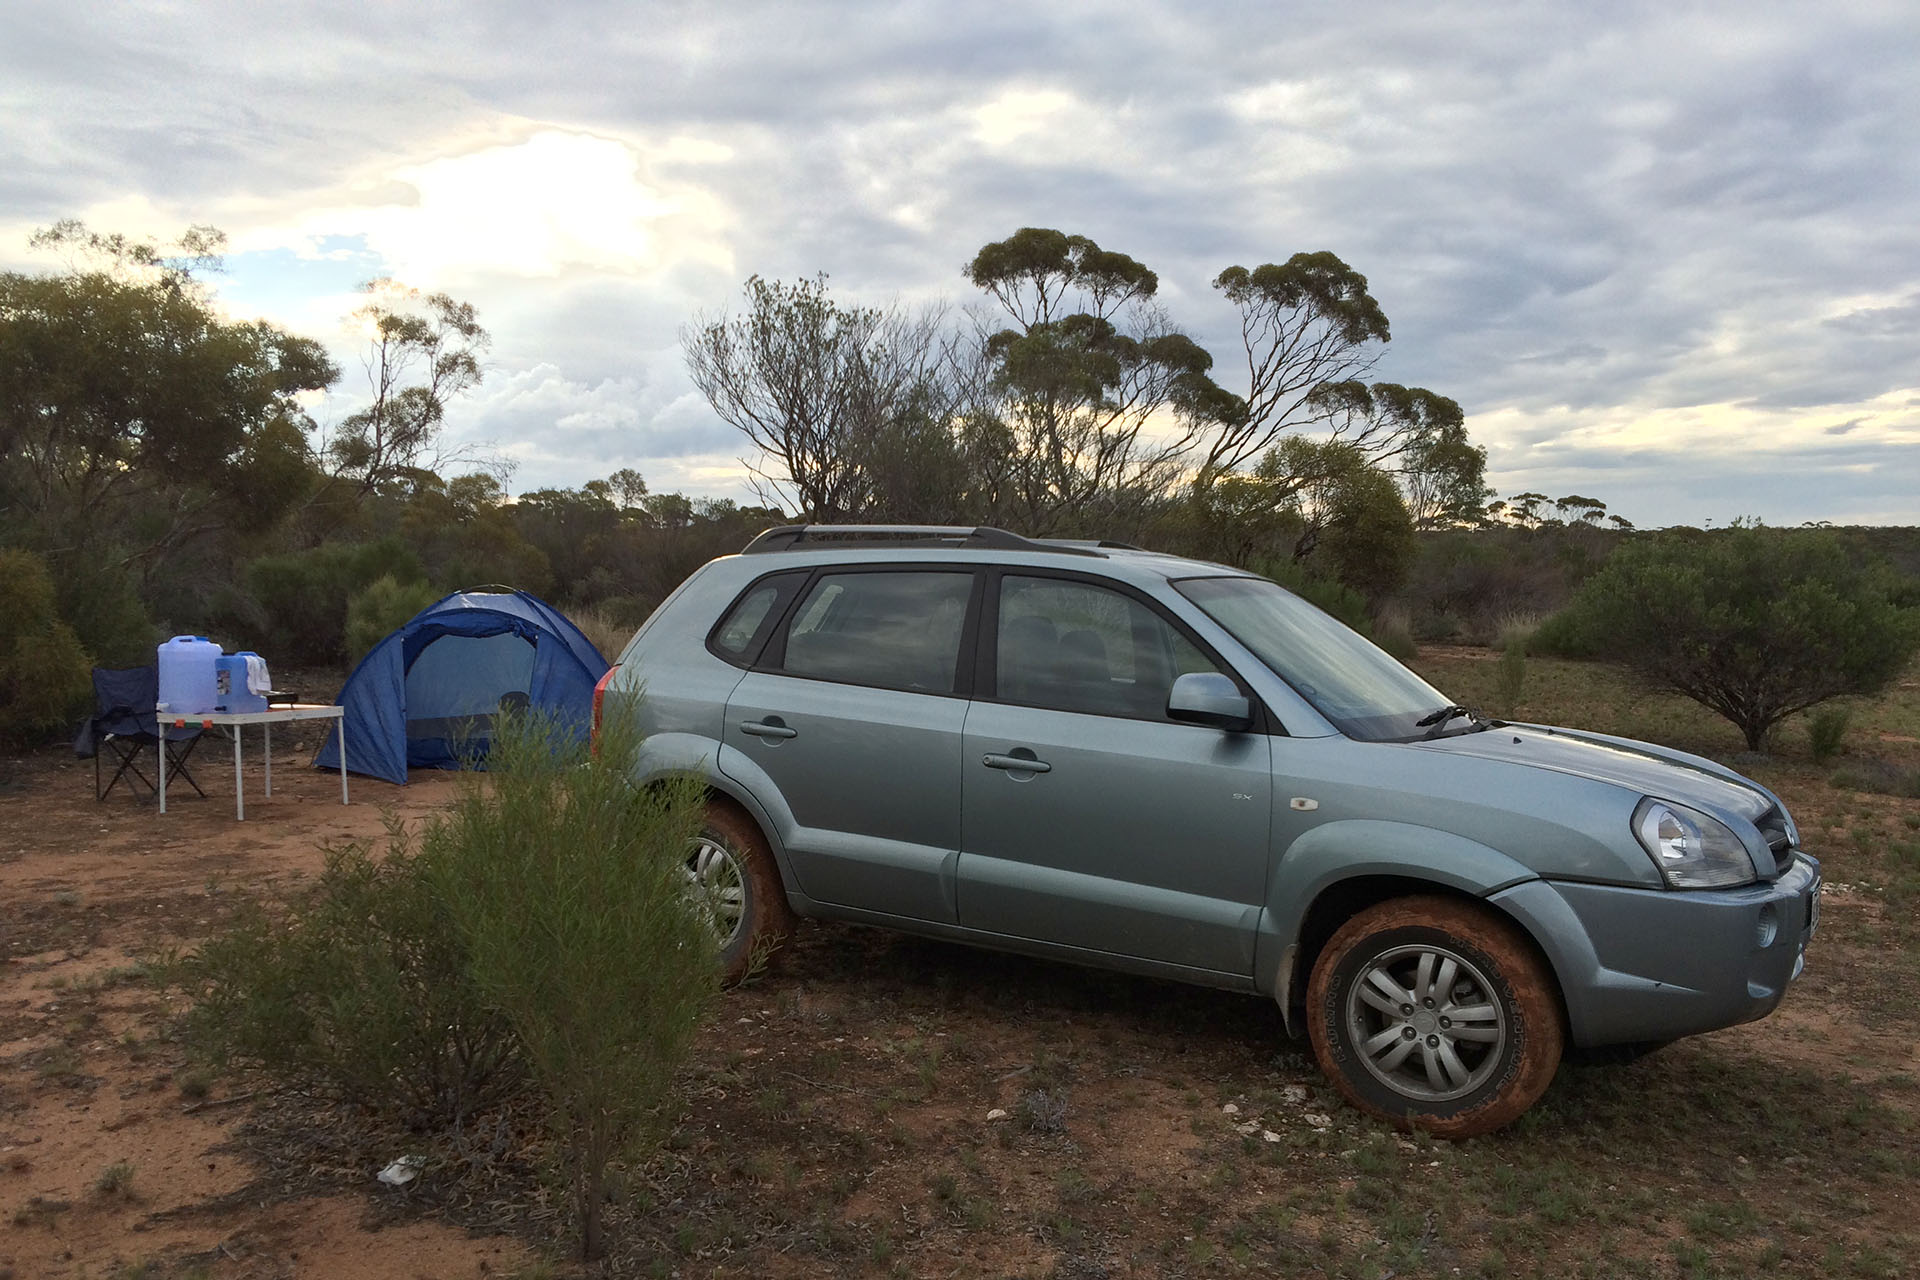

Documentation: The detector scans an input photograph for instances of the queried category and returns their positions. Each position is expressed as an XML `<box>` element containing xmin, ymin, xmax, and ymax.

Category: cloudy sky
<box><xmin>4</xmin><ymin>0</ymin><xmax>1915</xmax><ymax>526</ymax></box>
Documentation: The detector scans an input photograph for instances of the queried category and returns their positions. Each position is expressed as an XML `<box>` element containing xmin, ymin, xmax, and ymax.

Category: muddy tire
<box><xmin>1306</xmin><ymin>895</ymin><xmax>1564</xmax><ymax>1138</ymax></box>
<box><xmin>689</xmin><ymin>804</ymin><xmax>795</xmax><ymax>985</ymax></box>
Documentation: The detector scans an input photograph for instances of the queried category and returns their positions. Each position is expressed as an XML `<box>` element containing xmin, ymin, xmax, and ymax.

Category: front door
<box><xmin>958</xmin><ymin>573</ymin><xmax>1273</xmax><ymax>977</ymax></box>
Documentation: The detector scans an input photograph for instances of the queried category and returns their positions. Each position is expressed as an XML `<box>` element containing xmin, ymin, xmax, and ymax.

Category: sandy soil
<box><xmin>0</xmin><ymin>739</ymin><xmax>528</xmax><ymax>1279</ymax></box>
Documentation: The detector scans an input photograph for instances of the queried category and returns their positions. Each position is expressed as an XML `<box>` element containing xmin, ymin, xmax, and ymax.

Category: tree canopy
<box><xmin>1559</xmin><ymin>524</ymin><xmax>1920</xmax><ymax>750</ymax></box>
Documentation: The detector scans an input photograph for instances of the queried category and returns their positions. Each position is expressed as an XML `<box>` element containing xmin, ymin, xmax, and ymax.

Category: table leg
<box><xmin>234</xmin><ymin>725</ymin><xmax>244</xmax><ymax>821</ymax></box>
<box><xmin>264</xmin><ymin>722</ymin><xmax>273</xmax><ymax>797</ymax></box>
<box><xmin>158</xmin><ymin>723</ymin><xmax>168</xmax><ymax>814</ymax></box>
<box><xmin>337</xmin><ymin>715</ymin><xmax>349</xmax><ymax>806</ymax></box>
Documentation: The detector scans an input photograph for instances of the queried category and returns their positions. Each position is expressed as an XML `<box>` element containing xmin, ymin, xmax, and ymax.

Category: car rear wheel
<box><xmin>689</xmin><ymin>804</ymin><xmax>795</xmax><ymax>985</ymax></box>
<box><xmin>1307</xmin><ymin>896</ymin><xmax>1564</xmax><ymax>1138</ymax></box>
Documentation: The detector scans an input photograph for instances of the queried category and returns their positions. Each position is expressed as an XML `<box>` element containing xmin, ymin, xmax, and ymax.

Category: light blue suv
<box><xmin>601</xmin><ymin>525</ymin><xmax>1821</xmax><ymax>1136</ymax></box>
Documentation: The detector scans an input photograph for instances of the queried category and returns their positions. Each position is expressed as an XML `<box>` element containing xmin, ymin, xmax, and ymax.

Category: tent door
<box><xmin>403</xmin><ymin>633</ymin><xmax>537</xmax><ymax>768</ymax></box>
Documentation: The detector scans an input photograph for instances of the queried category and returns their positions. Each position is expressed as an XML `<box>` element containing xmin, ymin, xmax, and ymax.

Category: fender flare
<box><xmin>1259</xmin><ymin>820</ymin><xmax>1540</xmax><ymax>1030</ymax></box>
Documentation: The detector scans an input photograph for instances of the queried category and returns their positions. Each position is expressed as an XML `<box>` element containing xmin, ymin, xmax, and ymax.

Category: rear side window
<box><xmin>779</xmin><ymin>571</ymin><xmax>973</xmax><ymax>694</ymax></box>
<box><xmin>707</xmin><ymin>572</ymin><xmax>805</xmax><ymax>667</ymax></box>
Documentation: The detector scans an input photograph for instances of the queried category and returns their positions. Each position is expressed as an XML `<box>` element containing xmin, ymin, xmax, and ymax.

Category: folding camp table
<box><xmin>157</xmin><ymin>705</ymin><xmax>348</xmax><ymax>820</ymax></box>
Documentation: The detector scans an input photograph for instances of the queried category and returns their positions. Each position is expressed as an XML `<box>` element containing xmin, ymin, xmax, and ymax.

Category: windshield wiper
<box><xmin>1417</xmin><ymin>705</ymin><xmax>1501</xmax><ymax>739</ymax></box>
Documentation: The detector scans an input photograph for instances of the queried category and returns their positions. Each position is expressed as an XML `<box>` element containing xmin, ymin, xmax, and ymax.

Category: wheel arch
<box><xmin>630</xmin><ymin>732</ymin><xmax>800</xmax><ymax>903</ymax></box>
<box><xmin>1275</xmin><ymin>874</ymin><xmax>1570</xmax><ymax>1041</ymax></box>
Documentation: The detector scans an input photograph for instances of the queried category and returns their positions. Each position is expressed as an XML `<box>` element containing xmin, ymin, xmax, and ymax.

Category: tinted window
<box><xmin>1175</xmin><ymin>575</ymin><xmax>1448</xmax><ymax>740</ymax></box>
<box><xmin>996</xmin><ymin>575</ymin><xmax>1224</xmax><ymax>719</ymax></box>
<box><xmin>713</xmin><ymin>582</ymin><xmax>782</xmax><ymax>659</ymax></box>
<box><xmin>781</xmin><ymin>571</ymin><xmax>973</xmax><ymax>693</ymax></box>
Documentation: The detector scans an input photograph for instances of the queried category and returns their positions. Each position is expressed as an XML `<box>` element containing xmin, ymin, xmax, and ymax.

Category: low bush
<box><xmin>344</xmin><ymin>575</ymin><xmax>441</xmax><ymax>663</ymax></box>
<box><xmin>1830</xmin><ymin>758</ymin><xmax>1920</xmax><ymax>800</ymax></box>
<box><xmin>1529</xmin><ymin>604</ymin><xmax>1609</xmax><ymax>660</ymax></box>
<box><xmin>173</xmin><ymin>833</ymin><xmax>521</xmax><ymax>1126</ymax></box>
<box><xmin>1807</xmin><ymin>705</ymin><xmax>1852</xmax><ymax>764</ymax></box>
<box><xmin>1254</xmin><ymin>556</ymin><xmax>1373</xmax><ymax>636</ymax></box>
<box><xmin>46</xmin><ymin>550</ymin><xmax>155</xmax><ymax>667</ymax></box>
<box><xmin>245</xmin><ymin>537</ymin><xmax>426</xmax><ymax>664</ymax></box>
<box><xmin>173</xmin><ymin>702</ymin><xmax>718</xmax><ymax>1261</ymax></box>
<box><xmin>436</xmin><ymin>706</ymin><xmax>717</xmax><ymax>1259</ymax></box>
<box><xmin>0</xmin><ymin>548</ymin><xmax>95</xmax><ymax>744</ymax></box>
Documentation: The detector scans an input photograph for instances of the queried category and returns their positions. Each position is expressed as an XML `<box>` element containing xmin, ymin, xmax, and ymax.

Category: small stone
<box><xmin>1282</xmin><ymin>1085</ymin><xmax>1309</xmax><ymax>1104</ymax></box>
<box><xmin>1304</xmin><ymin>1112</ymin><xmax>1333</xmax><ymax>1129</ymax></box>
<box><xmin>1261</xmin><ymin>1130</ymin><xmax>1282</xmax><ymax>1143</ymax></box>
<box><xmin>985</xmin><ymin>1108</ymin><xmax>1009</xmax><ymax>1122</ymax></box>
<box><xmin>1234</xmin><ymin>1120</ymin><xmax>1260</xmax><ymax>1136</ymax></box>
<box><xmin>1222</xmin><ymin>1102</ymin><xmax>1240</xmax><ymax>1115</ymax></box>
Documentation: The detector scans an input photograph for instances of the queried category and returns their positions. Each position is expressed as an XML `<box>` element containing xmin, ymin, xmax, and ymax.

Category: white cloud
<box><xmin>281</xmin><ymin>128</ymin><xmax>735</xmax><ymax>286</ymax></box>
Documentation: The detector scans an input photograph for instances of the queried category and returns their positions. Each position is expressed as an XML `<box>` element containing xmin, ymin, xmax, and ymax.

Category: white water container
<box><xmin>158</xmin><ymin>635</ymin><xmax>221</xmax><ymax>715</ymax></box>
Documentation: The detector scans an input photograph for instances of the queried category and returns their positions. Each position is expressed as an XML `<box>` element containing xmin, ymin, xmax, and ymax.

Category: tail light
<box><xmin>591</xmin><ymin>664</ymin><xmax>620</xmax><ymax>756</ymax></box>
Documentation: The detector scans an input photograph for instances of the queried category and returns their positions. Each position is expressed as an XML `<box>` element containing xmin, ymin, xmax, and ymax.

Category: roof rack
<box><xmin>741</xmin><ymin>524</ymin><xmax>1111</xmax><ymax>558</ymax></box>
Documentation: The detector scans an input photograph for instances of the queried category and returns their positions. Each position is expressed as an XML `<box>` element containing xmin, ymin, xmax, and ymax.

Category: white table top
<box><xmin>158</xmin><ymin>703</ymin><xmax>344</xmax><ymax>726</ymax></box>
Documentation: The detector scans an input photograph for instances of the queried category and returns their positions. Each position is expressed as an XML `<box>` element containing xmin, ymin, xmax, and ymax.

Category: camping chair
<box><xmin>72</xmin><ymin>665</ymin><xmax>206</xmax><ymax>802</ymax></box>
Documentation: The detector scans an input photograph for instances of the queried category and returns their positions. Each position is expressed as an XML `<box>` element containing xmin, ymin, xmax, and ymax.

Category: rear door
<box><xmin>957</xmin><ymin>571</ymin><xmax>1273</xmax><ymax>977</ymax></box>
<box><xmin>719</xmin><ymin>567</ymin><xmax>980</xmax><ymax>924</ymax></box>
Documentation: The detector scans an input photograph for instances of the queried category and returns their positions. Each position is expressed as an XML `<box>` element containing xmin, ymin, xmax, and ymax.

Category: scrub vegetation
<box><xmin>0</xmin><ymin>649</ymin><xmax>1913</xmax><ymax>1276</ymax></box>
<box><xmin>169</xmin><ymin>708</ymin><xmax>717</xmax><ymax>1261</ymax></box>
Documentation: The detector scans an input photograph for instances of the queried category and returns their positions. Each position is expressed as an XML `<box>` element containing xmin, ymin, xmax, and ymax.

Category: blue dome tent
<box><xmin>314</xmin><ymin>588</ymin><xmax>609</xmax><ymax>784</ymax></box>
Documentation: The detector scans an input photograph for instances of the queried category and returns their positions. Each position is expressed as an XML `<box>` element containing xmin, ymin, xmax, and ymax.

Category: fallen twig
<box><xmin>182</xmin><ymin>1090</ymin><xmax>259</xmax><ymax>1114</ymax></box>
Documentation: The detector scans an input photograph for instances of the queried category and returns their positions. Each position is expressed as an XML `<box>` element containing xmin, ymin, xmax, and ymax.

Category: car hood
<box><xmin>1413</xmin><ymin>725</ymin><xmax>1772</xmax><ymax>823</ymax></box>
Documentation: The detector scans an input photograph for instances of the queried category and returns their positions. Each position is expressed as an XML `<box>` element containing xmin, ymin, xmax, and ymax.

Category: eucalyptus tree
<box><xmin>0</xmin><ymin>220</ymin><xmax>337</xmax><ymax>571</ymax></box>
<box><xmin>324</xmin><ymin>279</ymin><xmax>489</xmax><ymax>495</ymax></box>
<box><xmin>961</xmin><ymin>228</ymin><xmax>1240</xmax><ymax>536</ymax></box>
<box><xmin>682</xmin><ymin>274</ymin><xmax>955</xmax><ymax>521</ymax></box>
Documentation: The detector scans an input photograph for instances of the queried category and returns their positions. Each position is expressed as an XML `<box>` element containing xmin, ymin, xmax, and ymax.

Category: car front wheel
<box><xmin>1306</xmin><ymin>896</ymin><xmax>1564</xmax><ymax>1138</ymax></box>
<box><xmin>688</xmin><ymin>804</ymin><xmax>795</xmax><ymax>985</ymax></box>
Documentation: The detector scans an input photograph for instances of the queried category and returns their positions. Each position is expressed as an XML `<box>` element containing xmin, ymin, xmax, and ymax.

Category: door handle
<box><xmin>982</xmin><ymin>752</ymin><xmax>1050</xmax><ymax>773</ymax></box>
<box><xmin>740</xmin><ymin>720</ymin><xmax>798</xmax><ymax>740</ymax></box>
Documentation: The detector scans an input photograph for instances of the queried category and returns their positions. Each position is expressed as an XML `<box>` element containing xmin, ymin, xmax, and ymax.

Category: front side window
<box><xmin>780</xmin><ymin>571</ymin><xmax>973</xmax><ymax>693</ymax></box>
<box><xmin>995</xmin><ymin>575</ymin><xmax>1224</xmax><ymax>720</ymax></box>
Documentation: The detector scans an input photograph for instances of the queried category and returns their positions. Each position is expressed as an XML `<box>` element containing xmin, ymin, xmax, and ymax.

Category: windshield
<box><xmin>1175</xmin><ymin>576</ymin><xmax>1454</xmax><ymax>741</ymax></box>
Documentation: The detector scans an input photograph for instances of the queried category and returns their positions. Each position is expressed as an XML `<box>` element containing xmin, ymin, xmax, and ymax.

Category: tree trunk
<box><xmin>579</xmin><ymin>1169</ymin><xmax>604</xmax><ymax>1261</ymax></box>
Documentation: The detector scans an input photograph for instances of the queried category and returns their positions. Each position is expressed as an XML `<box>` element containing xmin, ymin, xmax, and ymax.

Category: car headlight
<box><xmin>1632</xmin><ymin>798</ymin><xmax>1757</xmax><ymax>889</ymax></box>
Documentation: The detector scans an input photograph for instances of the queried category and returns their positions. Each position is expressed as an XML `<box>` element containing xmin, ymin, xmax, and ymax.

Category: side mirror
<box><xmin>1167</xmin><ymin>672</ymin><xmax>1253</xmax><ymax>732</ymax></box>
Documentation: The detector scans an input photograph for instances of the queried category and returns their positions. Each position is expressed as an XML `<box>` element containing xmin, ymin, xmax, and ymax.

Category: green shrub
<box><xmin>245</xmin><ymin>537</ymin><xmax>425</xmax><ymax>664</ymax></box>
<box><xmin>1554</xmin><ymin>524</ymin><xmax>1920</xmax><ymax>751</ymax></box>
<box><xmin>344</xmin><ymin>575</ymin><xmax>440</xmax><ymax>663</ymax></box>
<box><xmin>47</xmin><ymin>551</ymin><xmax>154</xmax><ymax>667</ymax></box>
<box><xmin>0</xmin><ymin>548</ymin><xmax>95</xmax><ymax>743</ymax></box>
<box><xmin>1409</xmin><ymin>607</ymin><xmax>1461</xmax><ymax>644</ymax></box>
<box><xmin>173</xmin><ymin>703</ymin><xmax>717</xmax><ymax>1261</ymax></box>
<box><xmin>1807</xmin><ymin>705</ymin><xmax>1851</xmax><ymax>764</ymax></box>
<box><xmin>172</xmin><ymin>834</ymin><xmax>521</xmax><ymax>1126</ymax></box>
<box><xmin>1529</xmin><ymin>606</ymin><xmax>1608</xmax><ymax>659</ymax></box>
<box><xmin>434</xmin><ymin>706</ymin><xmax>717</xmax><ymax>1260</ymax></box>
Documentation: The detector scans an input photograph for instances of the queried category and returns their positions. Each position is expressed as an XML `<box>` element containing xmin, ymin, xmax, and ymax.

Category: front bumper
<box><xmin>1491</xmin><ymin>854</ymin><xmax>1821</xmax><ymax>1049</ymax></box>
